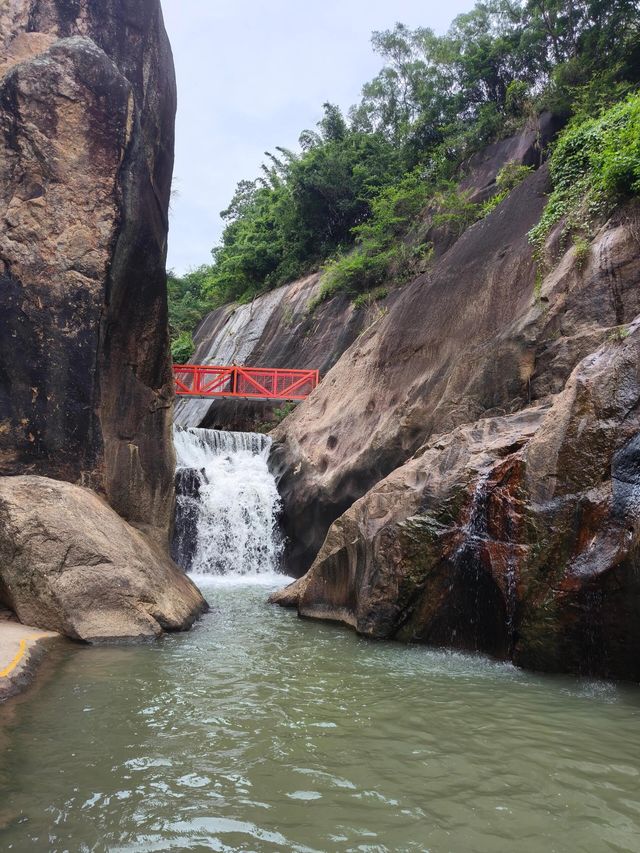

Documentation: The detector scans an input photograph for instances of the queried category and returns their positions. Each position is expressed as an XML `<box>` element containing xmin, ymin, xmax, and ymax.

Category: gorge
<box><xmin>177</xmin><ymin>121</ymin><xmax>640</xmax><ymax>681</ymax></box>
<box><xmin>1</xmin><ymin>0</ymin><xmax>640</xmax><ymax>850</ymax></box>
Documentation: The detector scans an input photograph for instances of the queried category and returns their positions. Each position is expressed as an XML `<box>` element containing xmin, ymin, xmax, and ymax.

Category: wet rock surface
<box><xmin>273</xmin><ymin>324</ymin><xmax>640</xmax><ymax>679</ymax></box>
<box><xmin>262</xmin><ymin>148</ymin><xmax>640</xmax><ymax>679</ymax></box>
<box><xmin>0</xmin><ymin>476</ymin><xmax>206</xmax><ymax>642</ymax></box>
<box><xmin>171</xmin><ymin>466</ymin><xmax>205</xmax><ymax>571</ymax></box>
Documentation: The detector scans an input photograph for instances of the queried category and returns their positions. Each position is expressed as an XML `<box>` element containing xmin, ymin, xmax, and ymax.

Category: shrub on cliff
<box><xmin>315</xmin><ymin>169</ymin><xmax>433</xmax><ymax>301</ymax></box>
<box><xmin>529</xmin><ymin>92</ymin><xmax>640</xmax><ymax>253</ymax></box>
<box><xmin>170</xmin><ymin>331</ymin><xmax>195</xmax><ymax>365</ymax></box>
<box><xmin>480</xmin><ymin>162</ymin><xmax>534</xmax><ymax>216</ymax></box>
<box><xmin>168</xmin><ymin>267</ymin><xmax>216</xmax><ymax>335</ymax></box>
<box><xmin>316</xmin><ymin>161</ymin><xmax>533</xmax><ymax>303</ymax></box>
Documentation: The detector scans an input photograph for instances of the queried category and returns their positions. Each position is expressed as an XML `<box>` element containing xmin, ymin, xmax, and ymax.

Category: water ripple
<box><xmin>0</xmin><ymin>580</ymin><xmax>639</xmax><ymax>852</ymax></box>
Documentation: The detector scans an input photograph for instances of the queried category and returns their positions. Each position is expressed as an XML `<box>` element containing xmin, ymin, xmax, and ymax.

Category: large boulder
<box><xmin>0</xmin><ymin>1</ymin><xmax>176</xmax><ymax>542</ymax></box>
<box><xmin>0</xmin><ymin>476</ymin><xmax>206</xmax><ymax>642</ymax></box>
<box><xmin>273</xmin><ymin>322</ymin><xmax>640</xmax><ymax>680</ymax></box>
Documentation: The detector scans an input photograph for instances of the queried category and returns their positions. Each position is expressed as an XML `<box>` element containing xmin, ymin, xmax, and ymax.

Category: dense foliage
<box><xmin>208</xmin><ymin>124</ymin><xmax>403</xmax><ymax>302</ymax></box>
<box><xmin>169</xmin><ymin>0</ymin><xmax>640</xmax><ymax>335</ymax></box>
<box><xmin>529</xmin><ymin>91</ymin><xmax>640</xmax><ymax>256</ymax></box>
<box><xmin>168</xmin><ymin>267</ymin><xmax>215</xmax><ymax>332</ymax></box>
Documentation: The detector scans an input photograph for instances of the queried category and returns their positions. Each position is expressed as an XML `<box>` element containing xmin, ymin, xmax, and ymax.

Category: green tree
<box><xmin>168</xmin><ymin>0</ymin><xmax>640</xmax><ymax>335</ymax></box>
<box><xmin>168</xmin><ymin>267</ymin><xmax>217</xmax><ymax>335</ymax></box>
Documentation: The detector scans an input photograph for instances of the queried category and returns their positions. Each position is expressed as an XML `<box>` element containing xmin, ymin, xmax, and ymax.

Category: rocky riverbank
<box><xmin>178</xmin><ymin>107</ymin><xmax>640</xmax><ymax>679</ymax></box>
<box><xmin>269</xmin><ymin>183</ymin><xmax>640</xmax><ymax>678</ymax></box>
<box><xmin>0</xmin><ymin>611</ymin><xmax>60</xmax><ymax>704</ymax></box>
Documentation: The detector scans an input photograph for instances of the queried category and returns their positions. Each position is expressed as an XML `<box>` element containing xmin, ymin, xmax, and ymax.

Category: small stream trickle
<box><xmin>451</xmin><ymin>470</ymin><xmax>521</xmax><ymax>656</ymax></box>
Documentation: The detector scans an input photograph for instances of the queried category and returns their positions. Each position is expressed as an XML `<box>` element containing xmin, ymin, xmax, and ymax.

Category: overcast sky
<box><xmin>162</xmin><ymin>0</ymin><xmax>475</xmax><ymax>275</ymax></box>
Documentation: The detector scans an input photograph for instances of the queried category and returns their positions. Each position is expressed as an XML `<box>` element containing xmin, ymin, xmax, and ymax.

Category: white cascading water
<box><xmin>173</xmin><ymin>427</ymin><xmax>283</xmax><ymax>578</ymax></box>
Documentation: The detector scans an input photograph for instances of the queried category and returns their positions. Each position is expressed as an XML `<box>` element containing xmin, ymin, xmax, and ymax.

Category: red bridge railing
<box><xmin>173</xmin><ymin>365</ymin><xmax>319</xmax><ymax>401</ymax></box>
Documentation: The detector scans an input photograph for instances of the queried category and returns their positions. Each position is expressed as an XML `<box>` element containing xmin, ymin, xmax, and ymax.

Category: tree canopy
<box><xmin>168</xmin><ymin>0</ymin><xmax>640</xmax><ymax>337</ymax></box>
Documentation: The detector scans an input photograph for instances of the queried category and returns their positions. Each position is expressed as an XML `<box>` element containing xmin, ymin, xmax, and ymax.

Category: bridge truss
<box><xmin>173</xmin><ymin>365</ymin><xmax>319</xmax><ymax>401</ymax></box>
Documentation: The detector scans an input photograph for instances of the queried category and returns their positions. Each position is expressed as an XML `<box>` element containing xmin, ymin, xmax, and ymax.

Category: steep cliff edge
<box><xmin>0</xmin><ymin>0</ymin><xmax>176</xmax><ymax>540</ymax></box>
<box><xmin>0</xmin><ymin>0</ymin><xmax>205</xmax><ymax>644</ymax></box>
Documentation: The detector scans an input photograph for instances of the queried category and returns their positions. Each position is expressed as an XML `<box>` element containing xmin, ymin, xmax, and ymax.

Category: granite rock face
<box><xmin>273</xmin><ymin>196</ymin><xmax>640</xmax><ymax>680</ymax></box>
<box><xmin>0</xmin><ymin>0</ymin><xmax>176</xmax><ymax>541</ymax></box>
<box><xmin>457</xmin><ymin>111</ymin><xmax>564</xmax><ymax>204</ymax></box>
<box><xmin>268</xmin><ymin>166</ymin><xmax>640</xmax><ymax>678</ymax></box>
<box><xmin>175</xmin><ymin>116</ymin><xmax>562</xmax><ymax>437</ymax></box>
<box><xmin>273</xmin><ymin>323</ymin><xmax>640</xmax><ymax>679</ymax></box>
<box><xmin>0</xmin><ymin>2</ymin><xmax>208</xmax><ymax>643</ymax></box>
<box><xmin>272</xmin><ymin>182</ymin><xmax>640</xmax><ymax>577</ymax></box>
<box><xmin>0</xmin><ymin>476</ymin><xmax>206</xmax><ymax>642</ymax></box>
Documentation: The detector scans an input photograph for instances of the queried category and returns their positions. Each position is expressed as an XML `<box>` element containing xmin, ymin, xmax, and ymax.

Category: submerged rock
<box><xmin>0</xmin><ymin>476</ymin><xmax>206</xmax><ymax>642</ymax></box>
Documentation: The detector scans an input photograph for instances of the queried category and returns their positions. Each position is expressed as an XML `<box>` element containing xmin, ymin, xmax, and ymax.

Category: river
<box><xmin>1</xmin><ymin>577</ymin><xmax>640</xmax><ymax>851</ymax></box>
<box><xmin>0</xmin><ymin>429</ymin><xmax>639</xmax><ymax>852</ymax></box>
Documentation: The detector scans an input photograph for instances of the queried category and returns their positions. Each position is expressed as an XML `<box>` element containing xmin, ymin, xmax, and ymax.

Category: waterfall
<box><xmin>172</xmin><ymin>427</ymin><xmax>283</xmax><ymax>577</ymax></box>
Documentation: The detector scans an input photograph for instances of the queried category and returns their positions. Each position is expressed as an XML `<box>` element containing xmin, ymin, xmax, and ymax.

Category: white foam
<box><xmin>174</xmin><ymin>427</ymin><xmax>284</xmax><ymax>577</ymax></box>
<box><xmin>189</xmin><ymin>572</ymin><xmax>293</xmax><ymax>588</ymax></box>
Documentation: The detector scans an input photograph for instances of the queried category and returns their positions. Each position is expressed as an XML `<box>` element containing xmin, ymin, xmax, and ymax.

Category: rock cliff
<box><xmin>174</xmin><ymin>115</ymin><xmax>561</xmax><ymax>438</ymax></box>
<box><xmin>272</xmin><ymin>176</ymin><xmax>640</xmax><ymax>576</ymax></box>
<box><xmin>0</xmin><ymin>0</ymin><xmax>177</xmax><ymax>540</ymax></box>
<box><xmin>273</xmin><ymin>322</ymin><xmax>640</xmax><ymax>679</ymax></box>
<box><xmin>164</xmin><ymin>93</ymin><xmax>639</xmax><ymax>678</ymax></box>
<box><xmin>0</xmin><ymin>0</ymin><xmax>205</xmax><ymax>641</ymax></box>
<box><xmin>270</xmin><ymin>163</ymin><xmax>640</xmax><ymax>678</ymax></box>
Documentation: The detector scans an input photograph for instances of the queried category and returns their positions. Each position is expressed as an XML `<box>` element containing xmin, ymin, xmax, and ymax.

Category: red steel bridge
<box><xmin>173</xmin><ymin>364</ymin><xmax>319</xmax><ymax>401</ymax></box>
